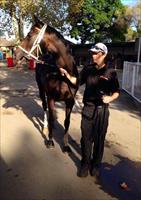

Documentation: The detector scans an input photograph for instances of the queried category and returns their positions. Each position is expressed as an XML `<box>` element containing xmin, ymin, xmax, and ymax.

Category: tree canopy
<box><xmin>0</xmin><ymin>0</ymin><xmax>42</xmax><ymax>40</ymax></box>
<box><xmin>67</xmin><ymin>0</ymin><xmax>128</xmax><ymax>43</ymax></box>
<box><xmin>0</xmin><ymin>0</ymin><xmax>69</xmax><ymax>40</ymax></box>
<box><xmin>0</xmin><ymin>0</ymin><xmax>141</xmax><ymax>43</ymax></box>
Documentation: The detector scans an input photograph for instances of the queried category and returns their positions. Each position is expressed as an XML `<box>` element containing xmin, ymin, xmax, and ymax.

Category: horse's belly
<box><xmin>46</xmin><ymin>81</ymin><xmax>74</xmax><ymax>101</ymax></box>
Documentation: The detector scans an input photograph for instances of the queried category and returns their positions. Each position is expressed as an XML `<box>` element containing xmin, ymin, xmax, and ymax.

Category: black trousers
<box><xmin>81</xmin><ymin>104</ymin><xmax>109</xmax><ymax>167</ymax></box>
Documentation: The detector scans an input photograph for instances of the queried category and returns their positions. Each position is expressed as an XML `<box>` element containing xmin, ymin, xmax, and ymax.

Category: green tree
<box><xmin>0</xmin><ymin>0</ymin><xmax>69</xmax><ymax>41</ymax></box>
<box><xmin>118</xmin><ymin>3</ymin><xmax>141</xmax><ymax>41</ymax></box>
<box><xmin>1</xmin><ymin>0</ymin><xmax>138</xmax><ymax>43</ymax></box>
<box><xmin>0</xmin><ymin>0</ymin><xmax>42</xmax><ymax>40</ymax></box>
<box><xmin>0</xmin><ymin>9</ymin><xmax>12</xmax><ymax>37</ymax></box>
<box><xmin>37</xmin><ymin>0</ymin><xmax>68</xmax><ymax>32</ymax></box>
<box><xmin>107</xmin><ymin>5</ymin><xmax>131</xmax><ymax>42</ymax></box>
<box><xmin>130</xmin><ymin>2</ymin><xmax>141</xmax><ymax>38</ymax></box>
<box><xmin>67</xmin><ymin>0</ymin><xmax>127</xmax><ymax>43</ymax></box>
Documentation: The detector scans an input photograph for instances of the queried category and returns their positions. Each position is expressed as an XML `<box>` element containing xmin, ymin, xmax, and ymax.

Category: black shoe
<box><xmin>79</xmin><ymin>164</ymin><xmax>89</xmax><ymax>177</ymax></box>
<box><xmin>90</xmin><ymin>166</ymin><xmax>100</xmax><ymax>178</ymax></box>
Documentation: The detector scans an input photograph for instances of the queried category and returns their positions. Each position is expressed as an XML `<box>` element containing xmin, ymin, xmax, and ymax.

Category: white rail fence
<box><xmin>122</xmin><ymin>61</ymin><xmax>141</xmax><ymax>103</ymax></box>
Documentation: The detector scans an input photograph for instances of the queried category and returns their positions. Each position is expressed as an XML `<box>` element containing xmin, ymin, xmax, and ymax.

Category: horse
<box><xmin>15</xmin><ymin>17</ymin><xmax>79</xmax><ymax>153</ymax></box>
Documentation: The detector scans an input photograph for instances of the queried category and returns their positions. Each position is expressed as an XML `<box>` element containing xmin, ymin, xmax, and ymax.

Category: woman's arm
<box><xmin>59</xmin><ymin>68</ymin><xmax>77</xmax><ymax>85</ymax></box>
<box><xmin>102</xmin><ymin>92</ymin><xmax>119</xmax><ymax>104</ymax></box>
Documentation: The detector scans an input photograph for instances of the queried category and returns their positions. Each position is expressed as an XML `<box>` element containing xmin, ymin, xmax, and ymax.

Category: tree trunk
<box><xmin>18</xmin><ymin>13</ymin><xmax>24</xmax><ymax>40</ymax></box>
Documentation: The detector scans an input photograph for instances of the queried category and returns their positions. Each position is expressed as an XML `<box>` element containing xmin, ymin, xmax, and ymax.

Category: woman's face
<box><xmin>92</xmin><ymin>51</ymin><xmax>106</xmax><ymax>65</ymax></box>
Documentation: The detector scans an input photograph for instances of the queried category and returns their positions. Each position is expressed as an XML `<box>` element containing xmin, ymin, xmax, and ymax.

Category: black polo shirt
<box><xmin>79</xmin><ymin>64</ymin><xmax>120</xmax><ymax>105</ymax></box>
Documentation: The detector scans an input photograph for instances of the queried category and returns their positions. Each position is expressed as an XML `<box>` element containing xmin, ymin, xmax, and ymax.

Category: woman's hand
<box><xmin>102</xmin><ymin>92</ymin><xmax>119</xmax><ymax>103</ymax></box>
<box><xmin>102</xmin><ymin>96</ymin><xmax>112</xmax><ymax>104</ymax></box>
<box><xmin>59</xmin><ymin>68</ymin><xmax>68</xmax><ymax>77</ymax></box>
<box><xmin>59</xmin><ymin>67</ymin><xmax>77</xmax><ymax>85</ymax></box>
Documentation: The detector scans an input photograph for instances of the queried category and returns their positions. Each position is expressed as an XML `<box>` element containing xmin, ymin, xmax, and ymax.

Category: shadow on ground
<box><xmin>1</xmin><ymin>67</ymin><xmax>141</xmax><ymax>199</ymax></box>
<box><xmin>99</xmin><ymin>154</ymin><xmax>141</xmax><ymax>200</ymax></box>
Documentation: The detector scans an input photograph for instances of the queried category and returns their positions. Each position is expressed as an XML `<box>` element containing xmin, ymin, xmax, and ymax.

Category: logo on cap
<box><xmin>90</xmin><ymin>43</ymin><xmax>108</xmax><ymax>55</ymax></box>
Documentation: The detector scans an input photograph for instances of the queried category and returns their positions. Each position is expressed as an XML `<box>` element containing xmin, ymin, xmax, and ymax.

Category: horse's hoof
<box><xmin>63</xmin><ymin>146</ymin><xmax>72</xmax><ymax>154</ymax></box>
<box><xmin>43</xmin><ymin>127</ymin><xmax>48</xmax><ymax>135</ymax></box>
<box><xmin>45</xmin><ymin>139</ymin><xmax>55</xmax><ymax>149</ymax></box>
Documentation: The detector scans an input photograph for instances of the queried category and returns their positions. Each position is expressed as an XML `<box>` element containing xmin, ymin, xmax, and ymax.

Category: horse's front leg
<box><xmin>63</xmin><ymin>99</ymin><xmax>74</xmax><ymax>153</ymax></box>
<box><xmin>43</xmin><ymin>109</ymin><xmax>48</xmax><ymax>134</ymax></box>
<box><xmin>45</xmin><ymin>99</ymin><xmax>55</xmax><ymax>149</ymax></box>
<box><xmin>36</xmin><ymin>79</ymin><xmax>48</xmax><ymax>136</ymax></box>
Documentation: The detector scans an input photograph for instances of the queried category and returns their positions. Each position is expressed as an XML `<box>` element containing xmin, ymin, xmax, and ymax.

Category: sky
<box><xmin>121</xmin><ymin>0</ymin><xmax>139</xmax><ymax>6</ymax></box>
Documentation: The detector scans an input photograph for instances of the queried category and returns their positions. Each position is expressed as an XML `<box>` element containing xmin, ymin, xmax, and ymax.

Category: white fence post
<box><xmin>131</xmin><ymin>65</ymin><xmax>135</xmax><ymax>96</ymax></box>
<box><xmin>122</xmin><ymin>61</ymin><xmax>141</xmax><ymax>103</ymax></box>
<box><xmin>137</xmin><ymin>37</ymin><xmax>141</xmax><ymax>63</ymax></box>
<box><xmin>122</xmin><ymin>61</ymin><xmax>126</xmax><ymax>89</ymax></box>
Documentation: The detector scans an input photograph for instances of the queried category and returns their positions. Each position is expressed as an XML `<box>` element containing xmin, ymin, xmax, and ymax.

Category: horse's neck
<box><xmin>45</xmin><ymin>33</ymin><xmax>75</xmax><ymax>73</ymax></box>
<box><xmin>57</xmin><ymin>54</ymin><xmax>75</xmax><ymax>73</ymax></box>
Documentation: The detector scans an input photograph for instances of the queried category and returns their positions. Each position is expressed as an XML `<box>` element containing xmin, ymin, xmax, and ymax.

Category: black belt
<box><xmin>97</xmin><ymin>105</ymin><xmax>103</xmax><ymax>108</ymax></box>
<box><xmin>84</xmin><ymin>102</ymin><xmax>108</xmax><ymax>108</ymax></box>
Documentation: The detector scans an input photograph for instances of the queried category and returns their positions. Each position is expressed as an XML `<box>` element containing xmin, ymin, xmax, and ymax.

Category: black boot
<box><xmin>79</xmin><ymin>163</ymin><xmax>89</xmax><ymax>177</ymax></box>
<box><xmin>90</xmin><ymin>166</ymin><xmax>100</xmax><ymax>178</ymax></box>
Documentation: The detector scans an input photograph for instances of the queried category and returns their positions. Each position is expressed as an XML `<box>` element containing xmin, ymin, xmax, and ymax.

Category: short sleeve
<box><xmin>79</xmin><ymin>66</ymin><xmax>88</xmax><ymax>86</ymax></box>
<box><xmin>110</xmin><ymin>70</ymin><xmax>120</xmax><ymax>93</ymax></box>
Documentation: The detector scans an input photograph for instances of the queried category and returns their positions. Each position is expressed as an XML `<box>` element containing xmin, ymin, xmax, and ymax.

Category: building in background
<box><xmin>71</xmin><ymin>38</ymin><xmax>141</xmax><ymax>69</ymax></box>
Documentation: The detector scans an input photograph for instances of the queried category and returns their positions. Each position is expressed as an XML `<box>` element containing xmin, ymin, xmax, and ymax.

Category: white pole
<box><xmin>137</xmin><ymin>37</ymin><xmax>141</xmax><ymax>63</ymax></box>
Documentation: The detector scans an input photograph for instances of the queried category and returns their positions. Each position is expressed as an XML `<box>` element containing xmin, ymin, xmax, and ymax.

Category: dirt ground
<box><xmin>0</xmin><ymin>64</ymin><xmax>141</xmax><ymax>200</ymax></box>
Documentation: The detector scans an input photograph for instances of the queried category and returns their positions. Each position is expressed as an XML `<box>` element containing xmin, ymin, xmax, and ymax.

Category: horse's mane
<box><xmin>33</xmin><ymin>18</ymin><xmax>75</xmax><ymax>74</ymax></box>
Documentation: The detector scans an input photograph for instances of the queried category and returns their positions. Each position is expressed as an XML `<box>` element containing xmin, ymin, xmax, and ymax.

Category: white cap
<box><xmin>90</xmin><ymin>43</ymin><xmax>108</xmax><ymax>55</ymax></box>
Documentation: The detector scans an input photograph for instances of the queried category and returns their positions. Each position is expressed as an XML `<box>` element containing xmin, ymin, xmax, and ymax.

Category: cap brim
<box><xmin>89</xmin><ymin>48</ymin><xmax>100</xmax><ymax>53</ymax></box>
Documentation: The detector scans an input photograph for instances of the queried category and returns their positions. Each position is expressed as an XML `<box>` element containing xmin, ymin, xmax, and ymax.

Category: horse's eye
<box><xmin>27</xmin><ymin>32</ymin><xmax>33</xmax><ymax>38</ymax></box>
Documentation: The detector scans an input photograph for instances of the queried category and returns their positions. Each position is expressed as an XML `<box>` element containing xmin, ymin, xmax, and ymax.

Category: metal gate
<box><xmin>122</xmin><ymin>61</ymin><xmax>141</xmax><ymax>103</ymax></box>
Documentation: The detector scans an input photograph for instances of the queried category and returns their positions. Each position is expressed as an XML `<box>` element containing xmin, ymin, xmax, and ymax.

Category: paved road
<box><xmin>0</xmin><ymin>65</ymin><xmax>141</xmax><ymax>200</ymax></box>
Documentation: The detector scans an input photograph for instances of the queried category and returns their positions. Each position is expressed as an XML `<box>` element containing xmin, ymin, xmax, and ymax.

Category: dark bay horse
<box><xmin>15</xmin><ymin>18</ymin><xmax>79</xmax><ymax>153</ymax></box>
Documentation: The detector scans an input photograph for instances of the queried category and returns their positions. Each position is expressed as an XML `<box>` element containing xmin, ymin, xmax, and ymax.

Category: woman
<box><xmin>60</xmin><ymin>43</ymin><xmax>120</xmax><ymax>178</ymax></box>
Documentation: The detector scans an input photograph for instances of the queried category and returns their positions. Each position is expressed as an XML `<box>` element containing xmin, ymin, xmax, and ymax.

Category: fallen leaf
<box><xmin>120</xmin><ymin>182</ymin><xmax>128</xmax><ymax>189</ymax></box>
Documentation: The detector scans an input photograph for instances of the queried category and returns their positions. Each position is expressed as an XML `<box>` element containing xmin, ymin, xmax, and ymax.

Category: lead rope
<box><xmin>64</xmin><ymin>73</ymin><xmax>81</xmax><ymax>109</ymax></box>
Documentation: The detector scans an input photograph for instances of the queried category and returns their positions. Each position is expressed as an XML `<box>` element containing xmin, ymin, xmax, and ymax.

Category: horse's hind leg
<box><xmin>63</xmin><ymin>99</ymin><xmax>74</xmax><ymax>153</ymax></box>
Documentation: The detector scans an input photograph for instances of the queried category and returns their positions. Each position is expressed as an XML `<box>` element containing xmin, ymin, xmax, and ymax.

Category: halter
<box><xmin>18</xmin><ymin>24</ymin><xmax>47</xmax><ymax>63</ymax></box>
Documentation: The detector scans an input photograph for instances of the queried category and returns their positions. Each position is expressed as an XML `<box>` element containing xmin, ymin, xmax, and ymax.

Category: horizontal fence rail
<box><xmin>122</xmin><ymin>61</ymin><xmax>141</xmax><ymax>103</ymax></box>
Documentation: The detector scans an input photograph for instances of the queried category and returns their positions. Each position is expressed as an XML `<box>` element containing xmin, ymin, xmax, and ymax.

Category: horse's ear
<box><xmin>33</xmin><ymin>15</ymin><xmax>44</xmax><ymax>28</ymax></box>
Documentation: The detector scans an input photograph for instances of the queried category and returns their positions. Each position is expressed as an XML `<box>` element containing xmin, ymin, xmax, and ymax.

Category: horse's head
<box><xmin>15</xmin><ymin>18</ymin><xmax>44</xmax><ymax>63</ymax></box>
<box><xmin>15</xmin><ymin>17</ymin><xmax>75</xmax><ymax>72</ymax></box>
